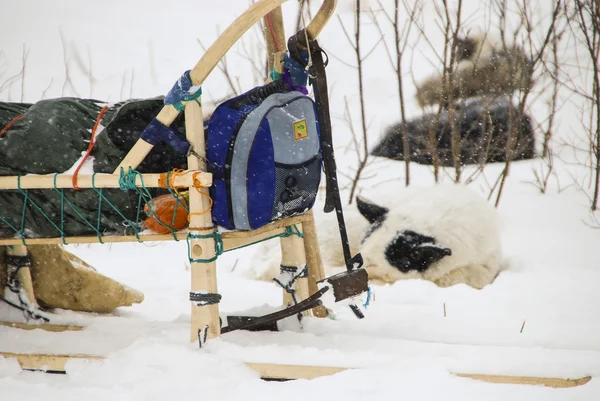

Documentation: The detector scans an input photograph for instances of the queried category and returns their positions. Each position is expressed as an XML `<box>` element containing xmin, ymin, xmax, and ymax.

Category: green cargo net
<box><xmin>0</xmin><ymin>168</ymin><xmax>189</xmax><ymax>245</ymax></box>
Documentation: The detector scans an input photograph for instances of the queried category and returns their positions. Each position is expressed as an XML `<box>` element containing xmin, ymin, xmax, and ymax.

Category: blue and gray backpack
<box><xmin>206</xmin><ymin>81</ymin><xmax>322</xmax><ymax>230</ymax></box>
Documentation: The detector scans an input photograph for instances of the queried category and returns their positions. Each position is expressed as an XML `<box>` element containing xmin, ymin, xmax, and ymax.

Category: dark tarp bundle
<box><xmin>371</xmin><ymin>96</ymin><xmax>536</xmax><ymax>167</ymax></box>
<box><xmin>0</xmin><ymin>97</ymin><xmax>188</xmax><ymax>238</ymax></box>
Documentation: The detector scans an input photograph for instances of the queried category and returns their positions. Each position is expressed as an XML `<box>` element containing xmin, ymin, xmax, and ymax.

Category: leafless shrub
<box><xmin>72</xmin><ymin>44</ymin><xmax>96</xmax><ymax>98</ymax></box>
<box><xmin>441</xmin><ymin>0</ymin><xmax>465</xmax><ymax>182</ymax></box>
<box><xmin>19</xmin><ymin>44</ymin><xmax>29</xmax><ymax>102</ymax></box>
<box><xmin>411</xmin><ymin>0</ymin><xmax>467</xmax><ymax>182</ymax></box>
<box><xmin>566</xmin><ymin>0</ymin><xmax>600</xmax><ymax>211</ymax></box>
<box><xmin>370</xmin><ymin>0</ymin><xmax>423</xmax><ymax>186</ymax></box>
<box><xmin>237</xmin><ymin>23</ymin><xmax>268</xmax><ymax>85</ymax></box>
<box><xmin>528</xmin><ymin>29</ymin><xmax>564</xmax><ymax>194</ymax></box>
<box><xmin>0</xmin><ymin>47</ymin><xmax>29</xmax><ymax>100</ymax></box>
<box><xmin>489</xmin><ymin>0</ymin><xmax>563</xmax><ymax>206</ymax></box>
<box><xmin>395</xmin><ymin>0</ymin><xmax>564</xmax><ymax>197</ymax></box>
<box><xmin>40</xmin><ymin>77</ymin><xmax>54</xmax><ymax>99</ymax></box>
<box><xmin>338</xmin><ymin>0</ymin><xmax>382</xmax><ymax>203</ymax></box>
<box><xmin>542</xmin><ymin>31</ymin><xmax>561</xmax><ymax>159</ymax></box>
<box><xmin>59</xmin><ymin>29</ymin><xmax>79</xmax><ymax>97</ymax></box>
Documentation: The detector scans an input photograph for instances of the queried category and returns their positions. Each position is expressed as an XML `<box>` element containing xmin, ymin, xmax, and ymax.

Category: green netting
<box><xmin>0</xmin><ymin>168</ymin><xmax>190</xmax><ymax>245</ymax></box>
<box><xmin>0</xmin><ymin>97</ymin><xmax>188</xmax><ymax>238</ymax></box>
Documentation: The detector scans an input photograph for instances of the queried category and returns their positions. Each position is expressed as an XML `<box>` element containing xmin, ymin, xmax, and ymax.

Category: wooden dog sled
<box><xmin>0</xmin><ymin>0</ymin><xmax>593</xmax><ymax>388</ymax></box>
<box><xmin>0</xmin><ymin>0</ymin><xmax>336</xmax><ymax>339</ymax></box>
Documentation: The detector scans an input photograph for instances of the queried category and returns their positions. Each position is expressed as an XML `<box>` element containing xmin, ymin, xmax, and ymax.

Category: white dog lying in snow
<box><xmin>250</xmin><ymin>184</ymin><xmax>502</xmax><ymax>289</ymax></box>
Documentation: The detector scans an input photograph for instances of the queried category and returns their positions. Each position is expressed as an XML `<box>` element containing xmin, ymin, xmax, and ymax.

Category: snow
<box><xmin>63</xmin><ymin>154</ymin><xmax>95</xmax><ymax>175</ymax></box>
<box><xmin>1</xmin><ymin>0</ymin><xmax>600</xmax><ymax>400</ymax></box>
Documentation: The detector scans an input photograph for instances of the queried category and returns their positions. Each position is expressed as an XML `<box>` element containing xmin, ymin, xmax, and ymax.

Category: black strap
<box><xmin>306</xmin><ymin>39</ymin><xmax>363</xmax><ymax>272</ymax></box>
<box><xmin>287</xmin><ymin>31</ymin><xmax>307</xmax><ymax>68</ymax></box>
<box><xmin>287</xmin><ymin>34</ymin><xmax>334</xmax><ymax>212</ymax></box>
<box><xmin>307</xmin><ymin>41</ymin><xmax>335</xmax><ymax>213</ymax></box>
<box><xmin>285</xmin><ymin>34</ymin><xmax>364</xmax><ymax>273</ymax></box>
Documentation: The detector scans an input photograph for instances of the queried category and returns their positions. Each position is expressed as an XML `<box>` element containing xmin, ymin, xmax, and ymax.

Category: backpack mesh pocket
<box><xmin>272</xmin><ymin>155</ymin><xmax>321</xmax><ymax>220</ymax></box>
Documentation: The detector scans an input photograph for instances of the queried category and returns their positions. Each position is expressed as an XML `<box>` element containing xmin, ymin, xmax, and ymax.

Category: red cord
<box><xmin>265</xmin><ymin>14</ymin><xmax>281</xmax><ymax>52</ymax></box>
<box><xmin>72</xmin><ymin>105</ymin><xmax>109</xmax><ymax>190</ymax></box>
<box><xmin>0</xmin><ymin>113</ymin><xmax>24</xmax><ymax>137</ymax></box>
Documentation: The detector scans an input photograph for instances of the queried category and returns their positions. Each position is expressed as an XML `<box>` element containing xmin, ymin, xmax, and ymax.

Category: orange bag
<box><xmin>144</xmin><ymin>193</ymin><xmax>189</xmax><ymax>234</ymax></box>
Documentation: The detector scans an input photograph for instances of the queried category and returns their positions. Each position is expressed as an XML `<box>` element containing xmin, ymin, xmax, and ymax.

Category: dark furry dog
<box><xmin>371</xmin><ymin>96</ymin><xmax>536</xmax><ymax>166</ymax></box>
<box><xmin>416</xmin><ymin>34</ymin><xmax>534</xmax><ymax>108</ymax></box>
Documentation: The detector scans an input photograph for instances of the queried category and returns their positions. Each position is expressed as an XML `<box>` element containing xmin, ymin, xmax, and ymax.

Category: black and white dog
<box><xmin>251</xmin><ymin>185</ymin><xmax>502</xmax><ymax>289</ymax></box>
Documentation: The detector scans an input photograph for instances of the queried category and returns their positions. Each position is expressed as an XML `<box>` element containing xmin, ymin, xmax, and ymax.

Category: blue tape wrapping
<box><xmin>140</xmin><ymin>118</ymin><xmax>191</xmax><ymax>154</ymax></box>
<box><xmin>165</xmin><ymin>70</ymin><xmax>201</xmax><ymax>106</ymax></box>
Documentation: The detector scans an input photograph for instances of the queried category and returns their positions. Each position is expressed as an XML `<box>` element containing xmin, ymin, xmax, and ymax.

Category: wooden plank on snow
<box><xmin>0</xmin><ymin>322</ymin><xmax>84</xmax><ymax>332</ymax></box>
<box><xmin>0</xmin><ymin>351</ymin><xmax>592</xmax><ymax>388</ymax></box>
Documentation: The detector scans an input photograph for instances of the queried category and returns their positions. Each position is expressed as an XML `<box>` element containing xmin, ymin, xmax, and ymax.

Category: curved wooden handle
<box><xmin>306</xmin><ymin>0</ymin><xmax>338</xmax><ymax>39</ymax></box>
<box><xmin>115</xmin><ymin>0</ymin><xmax>338</xmax><ymax>173</ymax></box>
<box><xmin>161</xmin><ymin>0</ymin><xmax>337</xmax><ymax>127</ymax></box>
<box><xmin>157</xmin><ymin>0</ymin><xmax>290</xmax><ymax>130</ymax></box>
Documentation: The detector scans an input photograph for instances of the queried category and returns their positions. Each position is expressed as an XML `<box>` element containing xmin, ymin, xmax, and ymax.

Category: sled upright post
<box><xmin>185</xmin><ymin>101</ymin><xmax>221</xmax><ymax>342</ymax></box>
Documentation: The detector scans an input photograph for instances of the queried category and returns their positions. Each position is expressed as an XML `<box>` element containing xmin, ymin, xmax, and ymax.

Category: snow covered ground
<box><xmin>1</xmin><ymin>0</ymin><xmax>600</xmax><ymax>400</ymax></box>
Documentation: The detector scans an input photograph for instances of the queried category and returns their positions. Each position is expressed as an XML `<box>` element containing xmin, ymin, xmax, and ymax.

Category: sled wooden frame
<box><xmin>0</xmin><ymin>0</ymin><xmax>335</xmax><ymax>340</ymax></box>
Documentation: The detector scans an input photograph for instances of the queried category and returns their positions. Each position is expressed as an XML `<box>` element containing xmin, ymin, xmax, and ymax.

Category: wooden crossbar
<box><xmin>0</xmin><ymin>352</ymin><xmax>591</xmax><ymax>388</ymax></box>
<box><xmin>0</xmin><ymin>214</ymin><xmax>308</xmax><ymax>246</ymax></box>
<box><xmin>0</xmin><ymin>170</ymin><xmax>211</xmax><ymax>190</ymax></box>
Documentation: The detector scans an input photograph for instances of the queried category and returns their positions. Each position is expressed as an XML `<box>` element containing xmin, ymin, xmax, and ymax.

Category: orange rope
<box><xmin>158</xmin><ymin>168</ymin><xmax>187</xmax><ymax>193</ymax></box>
<box><xmin>188</xmin><ymin>192</ymin><xmax>213</xmax><ymax>219</ymax></box>
<box><xmin>158</xmin><ymin>169</ymin><xmax>214</xmax><ymax>222</ymax></box>
<box><xmin>188</xmin><ymin>171</ymin><xmax>213</xmax><ymax>220</ymax></box>
<box><xmin>72</xmin><ymin>105</ymin><xmax>109</xmax><ymax>190</ymax></box>
<box><xmin>0</xmin><ymin>113</ymin><xmax>24</xmax><ymax>138</ymax></box>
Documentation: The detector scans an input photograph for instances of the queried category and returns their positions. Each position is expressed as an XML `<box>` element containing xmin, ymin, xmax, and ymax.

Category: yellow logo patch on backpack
<box><xmin>293</xmin><ymin>119</ymin><xmax>308</xmax><ymax>140</ymax></box>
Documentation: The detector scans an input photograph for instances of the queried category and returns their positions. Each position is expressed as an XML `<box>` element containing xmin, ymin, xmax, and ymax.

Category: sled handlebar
<box><xmin>114</xmin><ymin>0</ymin><xmax>337</xmax><ymax>173</ymax></box>
<box><xmin>187</xmin><ymin>0</ymin><xmax>336</xmax><ymax>88</ymax></box>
